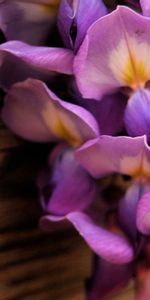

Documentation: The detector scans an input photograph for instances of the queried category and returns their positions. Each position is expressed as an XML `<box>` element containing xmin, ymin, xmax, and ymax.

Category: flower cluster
<box><xmin>1</xmin><ymin>0</ymin><xmax>150</xmax><ymax>299</ymax></box>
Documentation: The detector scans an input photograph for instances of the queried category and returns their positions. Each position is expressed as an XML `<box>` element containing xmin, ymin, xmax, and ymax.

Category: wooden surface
<box><xmin>0</xmin><ymin>123</ymin><xmax>135</xmax><ymax>300</ymax></box>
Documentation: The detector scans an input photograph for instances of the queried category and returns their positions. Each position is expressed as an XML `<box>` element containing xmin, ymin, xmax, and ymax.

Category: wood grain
<box><xmin>0</xmin><ymin>124</ymin><xmax>135</xmax><ymax>300</ymax></box>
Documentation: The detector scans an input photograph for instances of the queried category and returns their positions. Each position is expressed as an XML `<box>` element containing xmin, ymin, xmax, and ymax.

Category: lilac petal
<box><xmin>58</xmin><ymin>0</ymin><xmax>107</xmax><ymax>52</ymax></box>
<box><xmin>86</xmin><ymin>256</ymin><xmax>133</xmax><ymax>300</ymax></box>
<box><xmin>0</xmin><ymin>41</ymin><xmax>74</xmax><ymax>90</ymax></box>
<box><xmin>125</xmin><ymin>88</ymin><xmax>150</xmax><ymax>139</ymax></box>
<box><xmin>119</xmin><ymin>182</ymin><xmax>142</xmax><ymax>241</ymax></box>
<box><xmin>136</xmin><ymin>191</ymin><xmax>150</xmax><ymax>235</ymax></box>
<box><xmin>140</xmin><ymin>0</ymin><xmax>150</xmax><ymax>16</ymax></box>
<box><xmin>0</xmin><ymin>0</ymin><xmax>60</xmax><ymax>45</ymax></box>
<box><xmin>74</xmin><ymin>6</ymin><xmax>150</xmax><ymax>100</ymax></box>
<box><xmin>75</xmin><ymin>135</ymin><xmax>146</xmax><ymax>178</ymax></box>
<box><xmin>1</xmin><ymin>78</ymin><xmax>99</xmax><ymax>144</ymax></box>
<box><xmin>67</xmin><ymin>212</ymin><xmax>134</xmax><ymax>263</ymax></box>
<box><xmin>39</xmin><ymin>149</ymin><xmax>96</xmax><ymax>215</ymax></box>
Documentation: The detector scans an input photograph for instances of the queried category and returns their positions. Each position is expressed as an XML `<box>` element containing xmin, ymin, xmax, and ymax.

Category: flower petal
<box><xmin>1</xmin><ymin>78</ymin><xmax>99</xmax><ymax>144</ymax></box>
<box><xmin>75</xmin><ymin>135</ymin><xmax>147</xmax><ymax>178</ymax></box>
<box><xmin>0</xmin><ymin>41</ymin><xmax>74</xmax><ymax>90</ymax></box>
<box><xmin>86</xmin><ymin>255</ymin><xmax>133</xmax><ymax>300</ymax></box>
<box><xmin>67</xmin><ymin>212</ymin><xmax>134</xmax><ymax>263</ymax></box>
<box><xmin>58</xmin><ymin>0</ymin><xmax>107</xmax><ymax>52</ymax></box>
<box><xmin>77</xmin><ymin>92</ymin><xmax>127</xmax><ymax>135</ymax></box>
<box><xmin>119</xmin><ymin>182</ymin><xmax>142</xmax><ymax>241</ymax></box>
<box><xmin>136</xmin><ymin>191</ymin><xmax>150</xmax><ymax>235</ymax></box>
<box><xmin>140</xmin><ymin>0</ymin><xmax>150</xmax><ymax>16</ymax></box>
<box><xmin>125</xmin><ymin>88</ymin><xmax>150</xmax><ymax>139</ymax></box>
<box><xmin>38</xmin><ymin>148</ymin><xmax>96</xmax><ymax>215</ymax></box>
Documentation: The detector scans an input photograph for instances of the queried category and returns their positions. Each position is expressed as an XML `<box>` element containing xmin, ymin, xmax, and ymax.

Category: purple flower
<box><xmin>0</xmin><ymin>0</ymin><xmax>60</xmax><ymax>45</ymax></box>
<box><xmin>74</xmin><ymin>6</ymin><xmax>150</xmax><ymax>137</ymax></box>
<box><xmin>57</xmin><ymin>0</ymin><xmax>107</xmax><ymax>52</ymax></box>
<box><xmin>40</xmin><ymin>152</ymin><xmax>134</xmax><ymax>264</ymax></box>
<box><xmin>68</xmin><ymin>135</ymin><xmax>150</xmax><ymax>259</ymax></box>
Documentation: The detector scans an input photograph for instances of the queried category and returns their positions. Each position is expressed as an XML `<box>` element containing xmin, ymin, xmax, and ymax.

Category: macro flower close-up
<box><xmin>1</xmin><ymin>0</ymin><xmax>150</xmax><ymax>299</ymax></box>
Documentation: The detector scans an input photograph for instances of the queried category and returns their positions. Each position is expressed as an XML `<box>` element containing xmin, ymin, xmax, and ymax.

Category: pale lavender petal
<box><xmin>136</xmin><ymin>191</ymin><xmax>150</xmax><ymax>235</ymax></box>
<box><xmin>67</xmin><ymin>212</ymin><xmax>134</xmax><ymax>263</ymax></box>
<box><xmin>58</xmin><ymin>0</ymin><xmax>107</xmax><ymax>52</ymax></box>
<box><xmin>125</xmin><ymin>88</ymin><xmax>150</xmax><ymax>138</ymax></box>
<box><xmin>74</xmin><ymin>6</ymin><xmax>150</xmax><ymax>99</ymax></box>
<box><xmin>86</xmin><ymin>256</ymin><xmax>133</xmax><ymax>300</ymax></box>
<box><xmin>0</xmin><ymin>0</ymin><xmax>60</xmax><ymax>45</ymax></box>
<box><xmin>75</xmin><ymin>135</ymin><xmax>146</xmax><ymax>178</ymax></box>
<box><xmin>0</xmin><ymin>41</ymin><xmax>74</xmax><ymax>90</ymax></box>
<box><xmin>1</xmin><ymin>78</ymin><xmax>99</xmax><ymax>143</ymax></box>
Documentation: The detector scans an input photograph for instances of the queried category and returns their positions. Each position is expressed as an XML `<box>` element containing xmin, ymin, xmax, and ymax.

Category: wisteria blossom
<box><xmin>74</xmin><ymin>6</ymin><xmax>150</xmax><ymax>137</ymax></box>
<box><xmin>1</xmin><ymin>0</ymin><xmax>150</xmax><ymax>299</ymax></box>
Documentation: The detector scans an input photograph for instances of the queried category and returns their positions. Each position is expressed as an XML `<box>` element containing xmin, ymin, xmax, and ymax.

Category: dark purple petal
<box><xmin>77</xmin><ymin>92</ymin><xmax>127</xmax><ymax>135</ymax></box>
<box><xmin>1</xmin><ymin>79</ymin><xmax>99</xmax><ymax>144</ymax></box>
<box><xmin>119</xmin><ymin>182</ymin><xmax>142</xmax><ymax>241</ymax></box>
<box><xmin>58</xmin><ymin>0</ymin><xmax>107</xmax><ymax>52</ymax></box>
<box><xmin>0</xmin><ymin>41</ymin><xmax>74</xmax><ymax>90</ymax></box>
<box><xmin>136</xmin><ymin>191</ymin><xmax>150</xmax><ymax>235</ymax></box>
<box><xmin>125</xmin><ymin>89</ymin><xmax>150</xmax><ymax>139</ymax></box>
<box><xmin>67</xmin><ymin>212</ymin><xmax>134</xmax><ymax>263</ymax></box>
<box><xmin>86</xmin><ymin>256</ymin><xmax>133</xmax><ymax>300</ymax></box>
<box><xmin>39</xmin><ymin>149</ymin><xmax>97</xmax><ymax>215</ymax></box>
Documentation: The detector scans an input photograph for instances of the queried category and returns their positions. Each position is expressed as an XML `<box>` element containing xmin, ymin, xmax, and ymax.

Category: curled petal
<box><xmin>58</xmin><ymin>0</ymin><xmax>107</xmax><ymax>52</ymax></box>
<box><xmin>67</xmin><ymin>212</ymin><xmax>134</xmax><ymax>263</ymax></box>
<box><xmin>1</xmin><ymin>78</ymin><xmax>99</xmax><ymax>144</ymax></box>
<box><xmin>75</xmin><ymin>135</ymin><xmax>147</xmax><ymax>178</ymax></box>
<box><xmin>38</xmin><ymin>149</ymin><xmax>96</xmax><ymax>215</ymax></box>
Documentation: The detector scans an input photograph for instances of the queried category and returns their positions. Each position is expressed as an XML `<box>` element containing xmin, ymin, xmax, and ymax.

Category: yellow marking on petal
<box><xmin>42</xmin><ymin>102</ymin><xmax>82</xmax><ymax>148</ymax></box>
<box><xmin>122</xmin><ymin>54</ymin><xmax>149</xmax><ymax>89</ymax></box>
<box><xmin>53</xmin><ymin>116</ymin><xmax>82</xmax><ymax>147</ymax></box>
<box><xmin>121</xmin><ymin>151</ymin><xmax>150</xmax><ymax>181</ymax></box>
<box><xmin>109</xmin><ymin>37</ymin><xmax>150</xmax><ymax>90</ymax></box>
